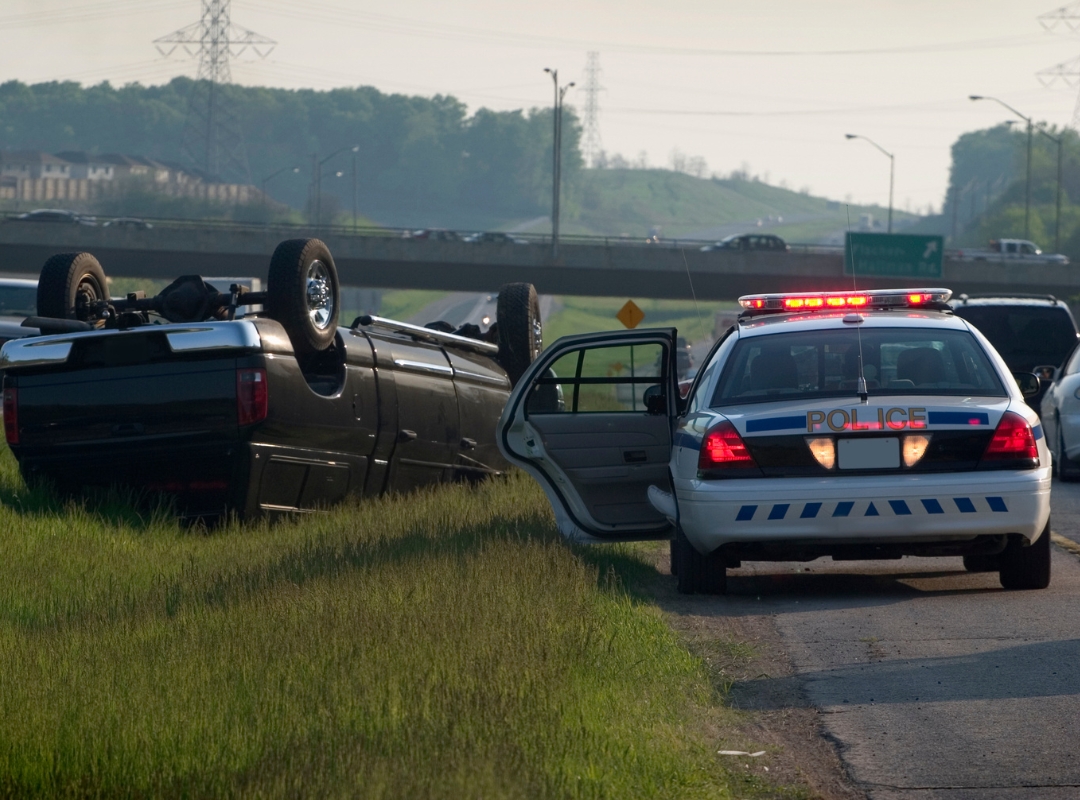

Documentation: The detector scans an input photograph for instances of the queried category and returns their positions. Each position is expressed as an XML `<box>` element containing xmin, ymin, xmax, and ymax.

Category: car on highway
<box><xmin>463</xmin><ymin>231</ymin><xmax>528</xmax><ymax>245</ymax></box>
<box><xmin>955</xmin><ymin>238</ymin><xmax>1068</xmax><ymax>266</ymax></box>
<box><xmin>700</xmin><ymin>233</ymin><xmax>789</xmax><ymax>252</ymax></box>
<box><xmin>499</xmin><ymin>288</ymin><xmax>1051</xmax><ymax>594</ymax></box>
<box><xmin>102</xmin><ymin>217</ymin><xmax>153</xmax><ymax>230</ymax></box>
<box><xmin>951</xmin><ymin>294</ymin><xmax>1079</xmax><ymax>411</ymax></box>
<box><xmin>1</xmin><ymin>238</ymin><xmax>543</xmax><ymax>519</ymax></box>
<box><xmin>8</xmin><ymin>208</ymin><xmax>96</xmax><ymax>226</ymax></box>
<box><xmin>402</xmin><ymin>228</ymin><xmax>460</xmax><ymax>241</ymax></box>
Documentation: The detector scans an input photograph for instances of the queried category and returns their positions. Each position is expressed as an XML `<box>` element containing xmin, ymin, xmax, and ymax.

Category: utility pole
<box><xmin>581</xmin><ymin>52</ymin><xmax>603</xmax><ymax>168</ymax></box>
<box><xmin>544</xmin><ymin>68</ymin><xmax>574</xmax><ymax>259</ymax></box>
<box><xmin>1038</xmin><ymin>3</ymin><xmax>1080</xmax><ymax>128</ymax></box>
<box><xmin>155</xmin><ymin>0</ymin><xmax>275</xmax><ymax>182</ymax></box>
<box><xmin>352</xmin><ymin>152</ymin><xmax>358</xmax><ymax>233</ymax></box>
<box><xmin>969</xmin><ymin>96</ymin><xmax>1032</xmax><ymax>240</ymax></box>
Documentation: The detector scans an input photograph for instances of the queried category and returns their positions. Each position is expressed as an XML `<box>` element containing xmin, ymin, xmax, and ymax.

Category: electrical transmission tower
<box><xmin>581</xmin><ymin>52</ymin><xmax>603</xmax><ymax>168</ymax></box>
<box><xmin>155</xmin><ymin>1</ymin><xmax>275</xmax><ymax>181</ymax></box>
<box><xmin>1037</xmin><ymin>2</ymin><xmax>1080</xmax><ymax>128</ymax></box>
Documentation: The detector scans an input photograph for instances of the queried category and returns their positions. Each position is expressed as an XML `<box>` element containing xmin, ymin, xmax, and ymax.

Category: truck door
<box><xmin>498</xmin><ymin>328</ymin><xmax>678</xmax><ymax>543</ymax></box>
<box><xmin>378</xmin><ymin>336</ymin><xmax>460</xmax><ymax>491</ymax></box>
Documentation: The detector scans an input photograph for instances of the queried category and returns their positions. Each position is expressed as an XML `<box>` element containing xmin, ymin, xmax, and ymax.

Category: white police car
<box><xmin>498</xmin><ymin>288</ymin><xmax>1052</xmax><ymax>594</ymax></box>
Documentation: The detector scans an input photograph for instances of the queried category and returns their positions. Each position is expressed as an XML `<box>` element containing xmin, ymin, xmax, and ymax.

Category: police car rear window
<box><xmin>712</xmin><ymin>327</ymin><xmax>1005</xmax><ymax>406</ymax></box>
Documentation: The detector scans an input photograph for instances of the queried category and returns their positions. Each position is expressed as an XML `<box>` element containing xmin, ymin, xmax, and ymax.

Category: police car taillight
<box><xmin>699</xmin><ymin>421</ymin><xmax>756</xmax><ymax>469</ymax></box>
<box><xmin>982</xmin><ymin>412</ymin><xmax>1039</xmax><ymax>463</ymax></box>
<box><xmin>739</xmin><ymin>288</ymin><xmax>951</xmax><ymax>313</ymax></box>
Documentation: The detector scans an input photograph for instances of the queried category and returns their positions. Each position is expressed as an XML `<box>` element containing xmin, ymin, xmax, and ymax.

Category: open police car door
<box><xmin>498</xmin><ymin>328</ymin><xmax>678</xmax><ymax>543</ymax></box>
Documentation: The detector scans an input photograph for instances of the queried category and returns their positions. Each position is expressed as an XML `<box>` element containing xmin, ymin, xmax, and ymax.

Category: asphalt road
<box><xmin>720</xmin><ymin>476</ymin><xmax>1080</xmax><ymax>799</ymax></box>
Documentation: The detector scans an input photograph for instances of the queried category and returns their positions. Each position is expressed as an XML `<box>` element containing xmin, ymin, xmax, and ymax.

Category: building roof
<box><xmin>0</xmin><ymin>150</ymin><xmax>70</xmax><ymax>166</ymax></box>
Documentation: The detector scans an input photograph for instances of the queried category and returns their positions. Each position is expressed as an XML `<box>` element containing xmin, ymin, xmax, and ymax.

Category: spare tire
<box><xmin>267</xmin><ymin>238</ymin><xmax>339</xmax><ymax>357</ymax></box>
<box><xmin>37</xmin><ymin>252</ymin><xmax>108</xmax><ymax>321</ymax></box>
<box><xmin>496</xmin><ymin>282</ymin><xmax>542</xmax><ymax>386</ymax></box>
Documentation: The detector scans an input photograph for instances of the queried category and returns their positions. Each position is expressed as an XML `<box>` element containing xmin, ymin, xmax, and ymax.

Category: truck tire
<box><xmin>999</xmin><ymin>520</ymin><xmax>1051</xmax><ymax>590</ymax></box>
<box><xmin>267</xmin><ymin>239</ymin><xmax>339</xmax><ymax>358</ymax></box>
<box><xmin>37</xmin><ymin>252</ymin><xmax>108</xmax><ymax>321</ymax></box>
<box><xmin>496</xmin><ymin>282</ymin><xmax>541</xmax><ymax>386</ymax></box>
<box><xmin>674</xmin><ymin>526</ymin><xmax>727</xmax><ymax>595</ymax></box>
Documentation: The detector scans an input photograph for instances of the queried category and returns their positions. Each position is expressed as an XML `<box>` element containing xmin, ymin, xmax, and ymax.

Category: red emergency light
<box><xmin>739</xmin><ymin>288</ymin><xmax>951</xmax><ymax>314</ymax></box>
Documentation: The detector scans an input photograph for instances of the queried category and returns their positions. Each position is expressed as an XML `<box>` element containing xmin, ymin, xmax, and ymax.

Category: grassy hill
<box><xmin>521</xmin><ymin>168</ymin><xmax>917</xmax><ymax>245</ymax></box>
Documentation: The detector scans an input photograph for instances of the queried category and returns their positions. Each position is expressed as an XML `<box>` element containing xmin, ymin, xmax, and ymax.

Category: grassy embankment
<box><xmin>0</xmin><ymin>446</ymin><xmax>787</xmax><ymax>798</ymax></box>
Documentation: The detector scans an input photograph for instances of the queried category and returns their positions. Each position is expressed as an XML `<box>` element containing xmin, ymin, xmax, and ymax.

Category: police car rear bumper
<box><xmin>670</xmin><ymin>467</ymin><xmax>1050</xmax><ymax>551</ymax></box>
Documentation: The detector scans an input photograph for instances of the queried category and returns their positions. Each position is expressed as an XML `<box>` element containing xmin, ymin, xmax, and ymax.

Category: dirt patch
<box><xmin>640</xmin><ymin>546</ymin><xmax>864</xmax><ymax>800</ymax></box>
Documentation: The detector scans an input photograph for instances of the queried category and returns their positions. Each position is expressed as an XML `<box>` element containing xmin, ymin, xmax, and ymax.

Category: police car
<box><xmin>498</xmin><ymin>288</ymin><xmax>1052</xmax><ymax>594</ymax></box>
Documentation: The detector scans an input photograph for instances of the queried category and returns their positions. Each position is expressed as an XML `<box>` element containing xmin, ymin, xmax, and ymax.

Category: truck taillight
<box><xmin>3</xmin><ymin>388</ymin><xmax>16</xmax><ymax>445</ymax></box>
<box><xmin>982</xmin><ymin>411</ymin><xmax>1039</xmax><ymax>465</ymax></box>
<box><xmin>699</xmin><ymin>420</ymin><xmax>756</xmax><ymax>470</ymax></box>
<box><xmin>236</xmin><ymin>368</ymin><xmax>267</xmax><ymax>426</ymax></box>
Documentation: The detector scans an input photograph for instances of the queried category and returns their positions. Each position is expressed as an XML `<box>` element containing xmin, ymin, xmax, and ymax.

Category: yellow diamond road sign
<box><xmin>616</xmin><ymin>300</ymin><xmax>645</xmax><ymax>329</ymax></box>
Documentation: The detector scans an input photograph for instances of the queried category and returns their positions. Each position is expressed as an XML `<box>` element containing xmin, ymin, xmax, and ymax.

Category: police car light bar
<box><xmin>738</xmin><ymin>288</ymin><xmax>952</xmax><ymax>313</ymax></box>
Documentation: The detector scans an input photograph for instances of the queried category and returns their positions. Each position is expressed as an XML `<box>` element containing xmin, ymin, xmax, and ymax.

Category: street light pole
<box><xmin>844</xmin><ymin>134</ymin><xmax>895</xmax><ymax>234</ymax></box>
<box><xmin>969</xmin><ymin>95</ymin><xmax>1032</xmax><ymax>240</ymax></box>
<box><xmin>260</xmin><ymin>165</ymin><xmax>299</xmax><ymax>222</ymax></box>
<box><xmin>313</xmin><ymin>144</ymin><xmax>360</xmax><ymax>228</ymax></box>
<box><xmin>544</xmin><ymin>68</ymin><xmax>574</xmax><ymax>259</ymax></box>
<box><xmin>352</xmin><ymin>153</ymin><xmax>358</xmax><ymax>233</ymax></box>
<box><xmin>1037</xmin><ymin>125</ymin><xmax>1064</xmax><ymax>253</ymax></box>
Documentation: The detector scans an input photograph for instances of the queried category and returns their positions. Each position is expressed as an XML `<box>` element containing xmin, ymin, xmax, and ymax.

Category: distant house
<box><xmin>99</xmin><ymin>153</ymin><xmax>152</xmax><ymax>180</ymax></box>
<box><xmin>55</xmin><ymin>151</ymin><xmax>115</xmax><ymax>181</ymax></box>
<box><xmin>0</xmin><ymin>151</ymin><xmax>72</xmax><ymax>180</ymax></box>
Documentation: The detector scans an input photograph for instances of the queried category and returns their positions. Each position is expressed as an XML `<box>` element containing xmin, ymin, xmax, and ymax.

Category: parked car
<box><xmin>951</xmin><ymin>294</ymin><xmax>1079</xmax><ymax>411</ymax></box>
<box><xmin>1</xmin><ymin>239</ymin><xmax>543</xmax><ymax>519</ymax></box>
<box><xmin>463</xmin><ymin>232</ymin><xmax>528</xmax><ymax>245</ymax></box>
<box><xmin>103</xmin><ymin>217</ymin><xmax>153</xmax><ymax>230</ymax></box>
<box><xmin>700</xmin><ymin>234</ymin><xmax>789</xmax><ymax>252</ymax></box>
<box><xmin>499</xmin><ymin>288</ymin><xmax>1051</xmax><ymax>594</ymax></box>
<box><xmin>9</xmin><ymin>209</ymin><xmax>96</xmax><ymax>226</ymax></box>
<box><xmin>0</xmin><ymin>278</ymin><xmax>39</xmax><ymax>352</ymax></box>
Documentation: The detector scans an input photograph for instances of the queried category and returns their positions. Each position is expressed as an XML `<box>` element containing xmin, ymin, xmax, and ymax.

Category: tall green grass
<box><xmin>0</xmin><ymin>448</ymin><xmax>772</xmax><ymax>798</ymax></box>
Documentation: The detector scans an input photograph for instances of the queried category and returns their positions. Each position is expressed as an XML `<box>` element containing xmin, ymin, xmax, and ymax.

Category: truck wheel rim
<box><xmin>305</xmin><ymin>259</ymin><xmax>334</xmax><ymax>330</ymax></box>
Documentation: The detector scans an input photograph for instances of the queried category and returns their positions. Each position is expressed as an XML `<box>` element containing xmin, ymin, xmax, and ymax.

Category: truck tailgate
<box><xmin>15</xmin><ymin>357</ymin><xmax>239</xmax><ymax>448</ymax></box>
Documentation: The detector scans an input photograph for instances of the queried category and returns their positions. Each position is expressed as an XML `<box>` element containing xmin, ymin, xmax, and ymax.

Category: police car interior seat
<box><xmin>896</xmin><ymin>347</ymin><xmax>946</xmax><ymax>386</ymax></box>
<box><xmin>750</xmin><ymin>349</ymin><xmax>799</xmax><ymax>391</ymax></box>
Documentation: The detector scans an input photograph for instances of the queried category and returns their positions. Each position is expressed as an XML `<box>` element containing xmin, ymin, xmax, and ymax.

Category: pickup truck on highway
<box><xmin>0</xmin><ymin>238</ymin><xmax>543</xmax><ymax>519</ymax></box>
<box><xmin>954</xmin><ymin>239</ymin><xmax>1068</xmax><ymax>265</ymax></box>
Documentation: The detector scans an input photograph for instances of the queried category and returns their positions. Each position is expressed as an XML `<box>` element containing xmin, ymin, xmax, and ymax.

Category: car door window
<box><xmin>527</xmin><ymin>343</ymin><xmax>665</xmax><ymax>414</ymax></box>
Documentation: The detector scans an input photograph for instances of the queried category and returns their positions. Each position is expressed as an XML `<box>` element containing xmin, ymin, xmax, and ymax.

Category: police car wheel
<box><xmin>674</xmin><ymin>527</ymin><xmax>727</xmax><ymax>595</ymax></box>
<box><xmin>999</xmin><ymin>520</ymin><xmax>1051</xmax><ymax>591</ymax></box>
<box><xmin>669</xmin><ymin>539</ymin><xmax>678</xmax><ymax>576</ymax></box>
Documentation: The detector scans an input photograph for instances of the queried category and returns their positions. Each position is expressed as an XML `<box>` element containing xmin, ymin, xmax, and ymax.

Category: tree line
<box><xmin>0</xmin><ymin>78</ymin><xmax>581</xmax><ymax>229</ymax></box>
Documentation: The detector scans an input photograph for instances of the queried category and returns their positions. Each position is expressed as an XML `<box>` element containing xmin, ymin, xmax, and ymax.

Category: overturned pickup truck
<box><xmin>1</xmin><ymin>238</ymin><xmax>542</xmax><ymax>518</ymax></box>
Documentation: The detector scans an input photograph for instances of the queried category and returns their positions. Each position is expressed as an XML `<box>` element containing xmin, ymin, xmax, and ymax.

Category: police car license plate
<box><xmin>838</xmin><ymin>437</ymin><xmax>900</xmax><ymax>469</ymax></box>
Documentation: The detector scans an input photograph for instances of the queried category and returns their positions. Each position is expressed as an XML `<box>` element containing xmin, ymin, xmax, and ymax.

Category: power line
<box><xmin>1037</xmin><ymin>2</ymin><xmax>1080</xmax><ymax>128</ymax></box>
<box><xmin>234</xmin><ymin>0</ymin><xmax>1048</xmax><ymax>58</ymax></box>
<box><xmin>581</xmin><ymin>52</ymin><xmax>602</xmax><ymax>168</ymax></box>
<box><xmin>154</xmin><ymin>0</ymin><xmax>275</xmax><ymax>181</ymax></box>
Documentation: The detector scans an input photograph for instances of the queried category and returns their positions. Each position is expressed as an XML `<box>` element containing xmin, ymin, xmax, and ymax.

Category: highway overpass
<box><xmin>0</xmin><ymin>220</ymin><xmax>1075</xmax><ymax>301</ymax></box>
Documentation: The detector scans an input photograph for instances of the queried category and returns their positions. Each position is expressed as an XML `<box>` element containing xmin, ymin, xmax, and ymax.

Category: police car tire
<box><xmin>998</xmin><ymin>520</ymin><xmax>1051</xmax><ymax>591</ymax></box>
<box><xmin>669</xmin><ymin>538</ymin><xmax>678</xmax><ymax>575</ymax></box>
<box><xmin>1057</xmin><ymin>430</ymin><xmax>1080</xmax><ymax>482</ymax></box>
<box><xmin>674</xmin><ymin>527</ymin><xmax>727</xmax><ymax>595</ymax></box>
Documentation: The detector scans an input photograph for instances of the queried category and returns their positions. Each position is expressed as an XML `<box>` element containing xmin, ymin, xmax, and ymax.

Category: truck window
<box><xmin>1006</xmin><ymin>242</ymin><xmax>1018</xmax><ymax>254</ymax></box>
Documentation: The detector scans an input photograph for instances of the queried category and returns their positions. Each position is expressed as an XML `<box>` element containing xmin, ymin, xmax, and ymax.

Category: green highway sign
<box><xmin>844</xmin><ymin>233</ymin><xmax>944</xmax><ymax>279</ymax></box>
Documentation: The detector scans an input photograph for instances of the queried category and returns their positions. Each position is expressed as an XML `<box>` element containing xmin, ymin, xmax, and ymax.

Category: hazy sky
<box><xmin>1</xmin><ymin>0</ymin><xmax>1076</xmax><ymax>212</ymax></box>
